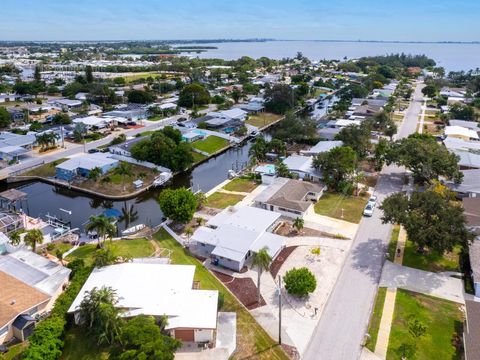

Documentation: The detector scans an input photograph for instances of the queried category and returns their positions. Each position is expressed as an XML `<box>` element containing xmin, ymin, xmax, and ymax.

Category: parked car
<box><xmin>363</xmin><ymin>203</ymin><xmax>375</xmax><ymax>217</ymax></box>
<box><xmin>88</xmin><ymin>148</ymin><xmax>99</xmax><ymax>154</ymax></box>
<box><xmin>367</xmin><ymin>195</ymin><xmax>377</xmax><ymax>206</ymax></box>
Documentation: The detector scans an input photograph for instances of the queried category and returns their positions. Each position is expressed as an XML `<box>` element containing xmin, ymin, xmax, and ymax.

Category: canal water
<box><xmin>0</xmin><ymin>139</ymin><xmax>255</xmax><ymax>231</ymax></box>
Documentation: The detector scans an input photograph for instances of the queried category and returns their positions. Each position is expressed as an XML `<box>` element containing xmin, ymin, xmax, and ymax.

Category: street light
<box><xmin>59</xmin><ymin>208</ymin><xmax>72</xmax><ymax>215</ymax></box>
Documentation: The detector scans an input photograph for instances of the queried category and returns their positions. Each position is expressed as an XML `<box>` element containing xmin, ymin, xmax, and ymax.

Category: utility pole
<box><xmin>60</xmin><ymin>126</ymin><xmax>65</xmax><ymax>148</ymax></box>
<box><xmin>278</xmin><ymin>275</ymin><xmax>282</xmax><ymax>345</ymax></box>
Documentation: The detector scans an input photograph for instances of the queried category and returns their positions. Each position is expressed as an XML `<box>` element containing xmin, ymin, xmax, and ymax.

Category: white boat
<box><xmin>122</xmin><ymin>224</ymin><xmax>146</xmax><ymax>236</ymax></box>
<box><xmin>228</xmin><ymin>170</ymin><xmax>237</xmax><ymax>179</ymax></box>
<box><xmin>153</xmin><ymin>172</ymin><xmax>172</xmax><ymax>187</ymax></box>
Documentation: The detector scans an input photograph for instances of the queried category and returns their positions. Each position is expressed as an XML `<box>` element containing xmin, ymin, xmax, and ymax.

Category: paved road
<box><xmin>303</xmin><ymin>82</ymin><xmax>425</xmax><ymax>360</ymax></box>
<box><xmin>0</xmin><ymin>116</ymin><xmax>179</xmax><ymax>179</ymax></box>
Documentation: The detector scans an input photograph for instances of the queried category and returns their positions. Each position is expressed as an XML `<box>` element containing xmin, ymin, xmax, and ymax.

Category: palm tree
<box><xmin>184</xmin><ymin>227</ymin><xmax>193</xmax><ymax>245</ymax></box>
<box><xmin>85</xmin><ymin>215</ymin><xmax>117</xmax><ymax>248</ymax></box>
<box><xmin>119</xmin><ymin>201</ymin><xmax>138</xmax><ymax>228</ymax></box>
<box><xmin>24</xmin><ymin>229</ymin><xmax>44</xmax><ymax>252</ymax></box>
<box><xmin>293</xmin><ymin>217</ymin><xmax>304</xmax><ymax>234</ymax></box>
<box><xmin>79</xmin><ymin>286</ymin><xmax>121</xmax><ymax>345</ymax></box>
<box><xmin>252</xmin><ymin>246</ymin><xmax>272</xmax><ymax>304</ymax></box>
<box><xmin>275</xmin><ymin>160</ymin><xmax>291</xmax><ymax>178</ymax></box>
<box><xmin>114</xmin><ymin>162</ymin><xmax>133</xmax><ymax>191</ymax></box>
<box><xmin>248</xmin><ymin>138</ymin><xmax>268</xmax><ymax>163</ymax></box>
<box><xmin>88</xmin><ymin>167</ymin><xmax>103</xmax><ymax>181</ymax></box>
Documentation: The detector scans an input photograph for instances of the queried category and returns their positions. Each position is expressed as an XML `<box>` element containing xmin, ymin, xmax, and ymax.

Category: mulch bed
<box><xmin>270</xmin><ymin>246</ymin><xmax>298</xmax><ymax>278</ymax></box>
<box><xmin>213</xmin><ymin>271</ymin><xmax>266</xmax><ymax>309</ymax></box>
<box><xmin>274</xmin><ymin>222</ymin><xmax>325</xmax><ymax>238</ymax></box>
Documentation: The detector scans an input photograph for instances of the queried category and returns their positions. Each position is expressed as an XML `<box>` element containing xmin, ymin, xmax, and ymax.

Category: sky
<box><xmin>1</xmin><ymin>0</ymin><xmax>479</xmax><ymax>42</ymax></box>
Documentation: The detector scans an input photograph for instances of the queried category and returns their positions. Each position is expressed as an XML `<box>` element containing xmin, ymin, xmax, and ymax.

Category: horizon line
<box><xmin>0</xmin><ymin>39</ymin><xmax>479</xmax><ymax>44</ymax></box>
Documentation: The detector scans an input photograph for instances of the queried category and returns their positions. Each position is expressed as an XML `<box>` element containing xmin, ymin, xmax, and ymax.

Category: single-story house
<box><xmin>49</xmin><ymin>98</ymin><xmax>83</xmax><ymax>110</ymax></box>
<box><xmin>440</xmin><ymin>87</ymin><xmax>466</xmax><ymax>98</ymax></box>
<box><xmin>464</xmin><ymin>300</ymin><xmax>480</xmax><ymax>360</ymax></box>
<box><xmin>72</xmin><ymin>116</ymin><xmax>110</xmax><ymax>129</ymax></box>
<box><xmin>0</xmin><ymin>94</ymin><xmax>19</xmax><ymax>103</ymax></box>
<box><xmin>446</xmin><ymin>169</ymin><xmax>480</xmax><ymax>197</ymax></box>
<box><xmin>318</xmin><ymin>127</ymin><xmax>341</xmax><ymax>141</ymax></box>
<box><xmin>68</xmin><ymin>262</ymin><xmax>219</xmax><ymax>344</ymax></box>
<box><xmin>463</xmin><ymin>198</ymin><xmax>480</xmax><ymax>299</ymax></box>
<box><xmin>109</xmin><ymin>136</ymin><xmax>147</xmax><ymax>157</ymax></box>
<box><xmin>326</xmin><ymin>119</ymin><xmax>361</xmax><ymax>129</ymax></box>
<box><xmin>55</xmin><ymin>153</ymin><xmax>119</xmax><ymax>181</ymax></box>
<box><xmin>449</xmin><ymin>120</ymin><xmax>479</xmax><ymax>130</ymax></box>
<box><xmin>444</xmin><ymin>137</ymin><xmax>480</xmax><ymax>153</ymax></box>
<box><xmin>452</xmin><ymin>150</ymin><xmax>480</xmax><ymax>170</ymax></box>
<box><xmin>191</xmin><ymin>206</ymin><xmax>286</xmax><ymax>272</ymax></box>
<box><xmin>283</xmin><ymin>154</ymin><xmax>322</xmax><ymax>182</ymax></box>
<box><xmin>104</xmin><ymin>104</ymin><xmax>149</xmax><ymax>122</ymax></box>
<box><xmin>351</xmin><ymin>98</ymin><xmax>387</xmax><ymax>108</ymax></box>
<box><xmin>0</xmin><ymin>132</ymin><xmax>36</xmax><ymax>161</ymax></box>
<box><xmin>445</xmin><ymin>126</ymin><xmax>479</xmax><ymax>141</ymax></box>
<box><xmin>182</xmin><ymin>130</ymin><xmax>205</xmax><ymax>143</ymax></box>
<box><xmin>75</xmin><ymin>92</ymin><xmax>88</xmax><ymax>101</ymax></box>
<box><xmin>300</xmin><ymin>140</ymin><xmax>343</xmax><ymax>156</ymax></box>
<box><xmin>254</xmin><ymin>177</ymin><xmax>325</xmax><ymax>218</ymax></box>
<box><xmin>0</xmin><ymin>247</ymin><xmax>71</xmax><ymax>344</ymax></box>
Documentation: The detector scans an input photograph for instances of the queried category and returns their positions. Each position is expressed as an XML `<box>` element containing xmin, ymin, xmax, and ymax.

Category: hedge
<box><xmin>22</xmin><ymin>261</ymin><xmax>92</xmax><ymax>360</ymax></box>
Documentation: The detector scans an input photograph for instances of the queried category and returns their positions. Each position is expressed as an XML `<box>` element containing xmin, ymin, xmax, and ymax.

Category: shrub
<box><xmin>283</xmin><ymin>267</ymin><xmax>317</xmax><ymax>297</ymax></box>
<box><xmin>22</xmin><ymin>264</ymin><xmax>92</xmax><ymax>360</ymax></box>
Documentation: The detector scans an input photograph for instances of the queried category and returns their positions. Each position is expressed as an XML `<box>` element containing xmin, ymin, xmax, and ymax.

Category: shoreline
<box><xmin>4</xmin><ymin>113</ymin><xmax>289</xmax><ymax>200</ymax></box>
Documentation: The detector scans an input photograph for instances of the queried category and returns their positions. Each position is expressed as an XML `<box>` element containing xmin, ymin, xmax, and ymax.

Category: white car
<box><xmin>363</xmin><ymin>203</ymin><xmax>375</xmax><ymax>217</ymax></box>
<box><xmin>367</xmin><ymin>195</ymin><xmax>377</xmax><ymax>206</ymax></box>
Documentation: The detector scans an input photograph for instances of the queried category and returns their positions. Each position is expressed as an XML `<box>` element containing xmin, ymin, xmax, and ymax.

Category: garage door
<box><xmin>175</xmin><ymin>329</ymin><xmax>195</xmax><ymax>342</ymax></box>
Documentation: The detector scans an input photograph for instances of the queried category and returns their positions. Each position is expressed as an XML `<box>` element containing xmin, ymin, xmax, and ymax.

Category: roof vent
<box><xmin>11</xmin><ymin>299</ymin><xmax>16</xmax><ymax>305</ymax></box>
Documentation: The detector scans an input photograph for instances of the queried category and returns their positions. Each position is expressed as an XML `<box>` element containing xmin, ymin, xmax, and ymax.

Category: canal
<box><xmin>0</xmin><ymin>138</ymin><xmax>255</xmax><ymax>231</ymax></box>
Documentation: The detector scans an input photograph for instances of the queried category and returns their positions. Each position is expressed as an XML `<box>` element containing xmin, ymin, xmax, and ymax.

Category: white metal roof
<box><xmin>445</xmin><ymin>126</ymin><xmax>479</xmax><ymax>140</ymax></box>
<box><xmin>301</xmin><ymin>140</ymin><xmax>343</xmax><ymax>155</ymax></box>
<box><xmin>194</xmin><ymin>206</ymin><xmax>285</xmax><ymax>263</ymax></box>
<box><xmin>68</xmin><ymin>263</ymin><xmax>218</xmax><ymax>330</ymax></box>
<box><xmin>0</xmin><ymin>249</ymin><xmax>71</xmax><ymax>296</ymax></box>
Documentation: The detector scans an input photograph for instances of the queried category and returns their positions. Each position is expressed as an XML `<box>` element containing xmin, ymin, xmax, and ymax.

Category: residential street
<box><xmin>0</xmin><ymin>116</ymin><xmax>178</xmax><ymax>179</ymax></box>
<box><xmin>302</xmin><ymin>82</ymin><xmax>425</xmax><ymax>360</ymax></box>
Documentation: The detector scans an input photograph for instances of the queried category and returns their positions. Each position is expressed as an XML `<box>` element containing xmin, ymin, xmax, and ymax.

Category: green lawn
<box><xmin>191</xmin><ymin>150</ymin><xmax>207</xmax><ymax>164</ymax></box>
<box><xmin>223</xmin><ymin>178</ymin><xmax>259</xmax><ymax>193</ymax></box>
<box><xmin>147</xmin><ymin>115</ymin><xmax>164</xmax><ymax>121</ymax></box>
<box><xmin>365</xmin><ymin>287</ymin><xmax>388</xmax><ymax>352</ymax></box>
<box><xmin>153</xmin><ymin>229</ymin><xmax>288</xmax><ymax>360</ymax></box>
<box><xmin>47</xmin><ymin>242</ymin><xmax>73</xmax><ymax>257</ymax></box>
<box><xmin>387</xmin><ymin>289</ymin><xmax>463</xmax><ymax>360</ymax></box>
<box><xmin>388</xmin><ymin>225</ymin><xmax>401</xmax><ymax>262</ymax></box>
<box><xmin>61</xmin><ymin>327</ymin><xmax>109</xmax><ymax>360</ymax></box>
<box><xmin>206</xmin><ymin>192</ymin><xmax>245</xmax><ymax>209</ymax></box>
<box><xmin>65</xmin><ymin>239</ymin><xmax>154</xmax><ymax>266</ymax></box>
<box><xmin>402</xmin><ymin>239</ymin><xmax>461</xmax><ymax>272</ymax></box>
<box><xmin>24</xmin><ymin>158</ymin><xmax>67</xmax><ymax>177</ymax></box>
<box><xmin>191</xmin><ymin>135</ymin><xmax>229</xmax><ymax>154</ymax></box>
<box><xmin>314</xmin><ymin>192</ymin><xmax>369</xmax><ymax>223</ymax></box>
<box><xmin>245</xmin><ymin>113</ymin><xmax>282</xmax><ymax>128</ymax></box>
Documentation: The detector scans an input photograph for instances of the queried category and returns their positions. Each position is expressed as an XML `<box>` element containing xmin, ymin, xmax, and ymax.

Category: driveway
<box><xmin>303</xmin><ymin>82</ymin><xmax>425</xmax><ymax>360</ymax></box>
<box><xmin>379</xmin><ymin>261</ymin><xmax>466</xmax><ymax>304</ymax></box>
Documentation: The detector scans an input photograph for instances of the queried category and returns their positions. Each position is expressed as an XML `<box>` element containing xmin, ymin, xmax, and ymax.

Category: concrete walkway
<box><xmin>380</xmin><ymin>261</ymin><xmax>466</xmax><ymax>304</ymax></box>
<box><xmin>372</xmin><ymin>227</ymin><xmax>408</xmax><ymax>357</ymax></box>
<box><xmin>374</xmin><ymin>287</ymin><xmax>397</xmax><ymax>358</ymax></box>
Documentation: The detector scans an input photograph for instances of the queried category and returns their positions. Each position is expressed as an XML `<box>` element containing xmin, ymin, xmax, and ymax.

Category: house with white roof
<box><xmin>443</xmin><ymin>137</ymin><xmax>480</xmax><ymax>152</ymax></box>
<box><xmin>191</xmin><ymin>206</ymin><xmax>286</xmax><ymax>272</ymax></box>
<box><xmin>300</xmin><ymin>140</ymin><xmax>343</xmax><ymax>156</ymax></box>
<box><xmin>445</xmin><ymin>126</ymin><xmax>479</xmax><ymax>141</ymax></box>
<box><xmin>448</xmin><ymin>120</ymin><xmax>479</xmax><ymax>130</ymax></box>
<box><xmin>283</xmin><ymin>154</ymin><xmax>322</xmax><ymax>182</ymax></box>
<box><xmin>68</xmin><ymin>262</ymin><xmax>219</xmax><ymax>344</ymax></box>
